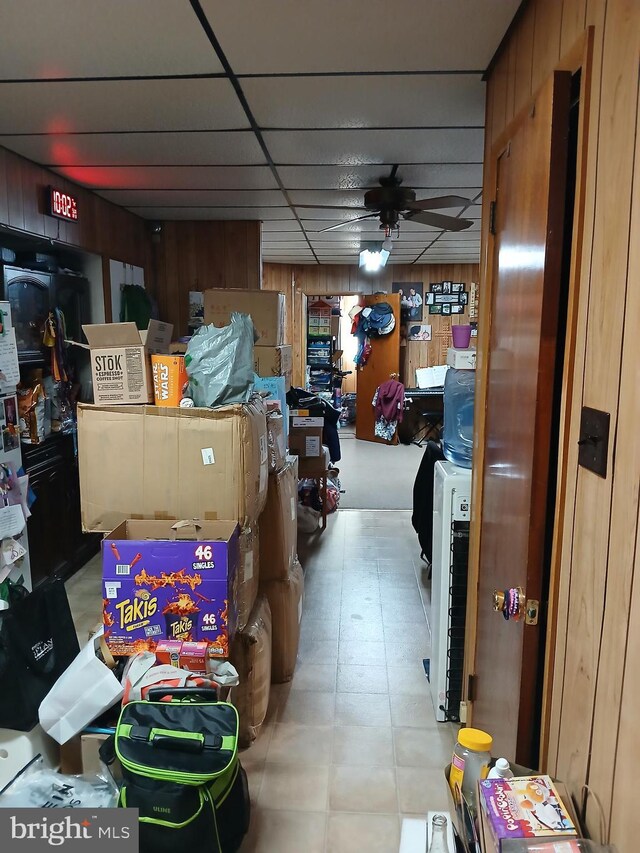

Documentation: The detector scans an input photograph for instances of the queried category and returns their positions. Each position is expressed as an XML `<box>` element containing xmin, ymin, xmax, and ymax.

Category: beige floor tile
<box><xmin>339</xmin><ymin>621</ymin><xmax>385</xmax><ymax>643</ymax></box>
<box><xmin>338</xmin><ymin>640</ymin><xmax>386</xmax><ymax>665</ymax></box>
<box><xmin>340</xmin><ymin>602</ymin><xmax>382</xmax><ymax>622</ymax></box>
<box><xmin>381</xmin><ymin>602</ymin><xmax>427</xmax><ymax>623</ymax></box>
<box><xmin>335</xmin><ymin>693</ymin><xmax>391</xmax><ymax>727</ymax></box>
<box><xmin>327</xmin><ymin>813</ymin><xmax>400</xmax><ymax>853</ymax></box>
<box><xmin>297</xmin><ymin>638</ymin><xmax>339</xmax><ymax>664</ymax></box>
<box><xmin>290</xmin><ymin>662</ymin><xmax>337</xmax><ymax>692</ymax></box>
<box><xmin>396</xmin><ymin>766</ymin><xmax>449</xmax><ymax>813</ymax></box>
<box><xmin>337</xmin><ymin>664</ymin><xmax>388</xmax><ymax>694</ymax></box>
<box><xmin>390</xmin><ymin>693</ymin><xmax>437</xmax><ymax>729</ymax></box>
<box><xmin>385</xmin><ymin>623</ymin><xmax>431</xmax><ymax>646</ymax></box>
<box><xmin>241</xmin><ymin>723</ymin><xmax>275</xmax><ymax>762</ymax></box>
<box><xmin>239</xmin><ymin>809</ymin><xmax>326</xmax><ymax>853</ymax></box>
<box><xmin>329</xmin><ymin>766</ymin><xmax>398</xmax><ymax>813</ymax></box>
<box><xmin>393</xmin><ymin>727</ymin><xmax>454</xmax><ymax>768</ymax></box>
<box><xmin>266</xmin><ymin>723</ymin><xmax>333</xmax><ymax>765</ymax></box>
<box><xmin>386</xmin><ymin>664</ymin><xmax>430</xmax><ymax>696</ymax></box>
<box><xmin>242</xmin><ymin>758</ymin><xmax>265</xmax><ymax>805</ymax></box>
<box><xmin>332</xmin><ymin>725</ymin><xmax>394</xmax><ymax>767</ymax></box>
<box><xmin>386</xmin><ymin>642</ymin><xmax>430</xmax><ymax>666</ymax></box>
<box><xmin>277</xmin><ymin>691</ymin><xmax>335</xmax><ymax>725</ymax></box>
<box><xmin>258</xmin><ymin>764</ymin><xmax>329</xmax><ymax>812</ymax></box>
<box><xmin>300</xmin><ymin>617</ymin><xmax>340</xmax><ymax>641</ymax></box>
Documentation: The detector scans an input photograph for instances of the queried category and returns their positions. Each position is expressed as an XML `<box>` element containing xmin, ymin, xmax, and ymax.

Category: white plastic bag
<box><xmin>38</xmin><ymin>627</ymin><xmax>123</xmax><ymax>745</ymax></box>
<box><xmin>0</xmin><ymin>757</ymin><xmax>118</xmax><ymax>809</ymax></box>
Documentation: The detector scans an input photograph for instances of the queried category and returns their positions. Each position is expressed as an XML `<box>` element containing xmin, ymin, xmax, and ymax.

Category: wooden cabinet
<box><xmin>23</xmin><ymin>432</ymin><xmax>100</xmax><ymax>587</ymax></box>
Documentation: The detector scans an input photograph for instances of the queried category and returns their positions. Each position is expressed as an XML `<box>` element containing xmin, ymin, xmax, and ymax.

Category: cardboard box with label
<box><xmin>229</xmin><ymin>595</ymin><xmax>272</xmax><ymax>747</ymax></box>
<box><xmin>237</xmin><ymin>526</ymin><xmax>260</xmax><ymax>633</ymax></box>
<box><xmin>78</xmin><ymin>397</ymin><xmax>268</xmax><ymax>531</ymax></box>
<box><xmin>261</xmin><ymin>558</ymin><xmax>304</xmax><ymax>683</ymax></box>
<box><xmin>289</xmin><ymin>414</ymin><xmax>324</xmax><ymax>459</ymax></box>
<box><xmin>80</xmin><ymin>320</ymin><xmax>173</xmax><ymax>405</ymax></box>
<box><xmin>266</xmin><ymin>411</ymin><xmax>287</xmax><ymax>473</ymax></box>
<box><xmin>259</xmin><ymin>456</ymin><xmax>298</xmax><ymax>583</ymax></box>
<box><xmin>204</xmin><ymin>289</ymin><xmax>285</xmax><ymax>347</ymax></box>
<box><xmin>102</xmin><ymin>519</ymin><xmax>239</xmax><ymax>658</ymax></box>
<box><xmin>254</xmin><ymin>345</ymin><xmax>292</xmax><ymax>390</ymax></box>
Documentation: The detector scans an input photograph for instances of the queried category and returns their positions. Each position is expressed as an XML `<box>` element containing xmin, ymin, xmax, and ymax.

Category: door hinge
<box><xmin>467</xmin><ymin>674</ymin><xmax>478</xmax><ymax>703</ymax></box>
<box><xmin>489</xmin><ymin>200</ymin><xmax>497</xmax><ymax>235</ymax></box>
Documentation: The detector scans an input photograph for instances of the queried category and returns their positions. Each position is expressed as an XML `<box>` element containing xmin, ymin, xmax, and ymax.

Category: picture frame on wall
<box><xmin>407</xmin><ymin>323</ymin><xmax>432</xmax><ymax>341</ymax></box>
<box><xmin>429</xmin><ymin>304</ymin><xmax>442</xmax><ymax>314</ymax></box>
<box><xmin>431</xmin><ymin>282</ymin><xmax>443</xmax><ymax>294</ymax></box>
<box><xmin>452</xmin><ymin>282</ymin><xmax>465</xmax><ymax>293</ymax></box>
<box><xmin>460</xmin><ymin>292</ymin><xmax>468</xmax><ymax>305</ymax></box>
<box><xmin>451</xmin><ymin>304</ymin><xmax>464</xmax><ymax>314</ymax></box>
<box><xmin>393</xmin><ymin>282</ymin><xmax>424</xmax><ymax>322</ymax></box>
<box><xmin>442</xmin><ymin>303</ymin><xmax>452</xmax><ymax>315</ymax></box>
<box><xmin>442</xmin><ymin>281</ymin><xmax>452</xmax><ymax>294</ymax></box>
<box><xmin>426</xmin><ymin>292</ymin><xmax>435</xmax><ymax>305</ymax></box>
<box><xmin>435</xmin><ymin>294</ymin><xmax>460</xmax><ymax>304</ymax></box>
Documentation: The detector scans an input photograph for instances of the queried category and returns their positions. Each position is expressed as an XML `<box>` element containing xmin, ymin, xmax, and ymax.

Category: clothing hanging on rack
<box><xmin>372</xmin><ymin>377</ymin><xmax>405</xmax><ymax>441</ymax></box>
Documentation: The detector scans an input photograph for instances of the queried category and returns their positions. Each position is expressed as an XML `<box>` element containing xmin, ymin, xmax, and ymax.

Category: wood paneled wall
<box><xmin>0</xmin><ymin>146</ymin><xmax>151</xmax><ymax>319</ymax></box>
<box><xmin>480</xmin><ymin>1</ymin><xmax>640</xmax><ymax>845</ymax></box>
<box><xmin>263</xmin><ymin>262</ymin><xmax>479</xmax><ymax>388</ymax></box>
<box><xmin>154</xmin><ymin>221</ymin><xmax>262</xmax><ymax>333</ymax></box>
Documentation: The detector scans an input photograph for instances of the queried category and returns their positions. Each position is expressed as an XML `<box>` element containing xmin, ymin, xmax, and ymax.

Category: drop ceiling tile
<box><xmin>263</xmin><ymin>242</ymin><xmax>311</xmax><ymax>250</ymax></box>
<box><xmin>127</xmin><ymin>207</ymin><xmax>295</xmax><ymax>220</ymax></box>
<box><xmin>0</xmin><ymin>132</ymin><xmax>265</xmax><ymax>166</ymax></box>
<box><xmin>289</xmin><ymin>188</ymin><xmax>480</xmax><ymax>207</ymax></box>
<box><xmin>266</xmin><ymin>129</ymin><xmax>484</xmax><ymax>165</ymax></box>
<box><xmin>204</xmin><ymin>0</ymin><xmax>520</xmax><ymax>73</ymax></box>
<box><xmin>53</xmin><ymin>165</ymin><xmax>278</xmax><ymax>190</ymax></box>
<box><xmin>278</xmin><ymin>164</ymin><xmax>484</xmax><ymax>189</ymax></box>
<box><xmin>2</xmin><ymin>0</ymin><xmax>224</xmax><ymax>78</ymax></box>
<box><xmin>98</xmin><ymin>189</ymin><xmax>285</xmax><ymax>207</ymax></box>
<box><xmin>262</xmin><ymin>221</ymin><xmax>304</xmax><ymax>232</ymax></box>
<box><xmin>263</xmin><ymin>256</ymin><xmax>315</xmax><ymax>263</ymax></box>
<box><xmin>243</xmin><ymin>75</ymin><xmax>485</xmax><ymax>128</ymax></box>
<box><xmin>0</xmin><ymin>79</ymin><xmax>248</xmax><ymax>134</ymax></box>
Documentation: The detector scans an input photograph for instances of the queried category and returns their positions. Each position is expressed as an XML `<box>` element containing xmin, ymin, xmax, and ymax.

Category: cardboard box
<box><xmin>102</xmin><ymin>519</ymin><xmax>239</xmax><ymax>657</ymax></box>
<box><xmin>151</xmin><ymin>354</ymin><xmax>188</xmax><ymax>406</ymax></box>
<box><xmin>60</xmin><ymin>732</ymin><xmax>122</xmax><ymax>780</ymax></box>
<box><xmin>230</xmin><ymin>595</ymin><xmax>272</xmax><ymax>748</ymax></box>
<box><xmin>289</xmin><ymin>425</ymin><xmax>323</xmax><ymax>459</ymax></box>
<box><xmin>237</xmin><ymin>526</ymin><xmax>260</xmax><ymax>633</ymax></box>
<box><xmin>253</xmin><ymin>375</ymin><xmax>288</xmax><ymax>441</ymax></box>
<box><xmin>259</xmin><ymin>456</ymin><xmax>298</xmax><ymax>583</ymax></box>
<box><xmin>180</xmin><ymin>641</ymin><xmax>208</xmax><ymax>673</ymax></box>
<box><xmin>78</xmin><ymin>397</ymin><xmax>268</xmax><ymax>532</ymax></box>
<box><xmin>81</xmin><ymin>320</ymin><xmax>173</xmax><ymax>405</ymax></box>
<box><xmin>254</xmin><ymin>345</ymin><xmax>292</xmax><ymax>390</ymax></box>
<box><xmin>266</xmin><ymin>411</ymin><xmax>287</xmax><ymax>473</ymax></box>
<box><xmin>261</xmin><ymin>558</ymin><xmax>304</xmax><ymax>683</ymax></box>
<box><xmin>155</xmin><ymin>640</ymin><xmax>183</xmax><ymax>667</ymax></box>
<box><xmin>204</xmin><ymin>289</ymin><xmax>285</xmax><ymax>346</ymax></box>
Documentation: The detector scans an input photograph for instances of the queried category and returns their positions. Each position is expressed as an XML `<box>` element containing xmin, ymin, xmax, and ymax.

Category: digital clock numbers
<box><xmin>47</xmin><ymin>186</ymin><xmax>78</xmax><ymax>222</ymax></box>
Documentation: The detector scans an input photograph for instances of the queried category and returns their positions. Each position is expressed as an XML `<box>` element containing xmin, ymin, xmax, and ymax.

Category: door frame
<box><xmin>463</xmin><ymin>28</ymin><xmax>594</xmax><ymax>769</ymax></box>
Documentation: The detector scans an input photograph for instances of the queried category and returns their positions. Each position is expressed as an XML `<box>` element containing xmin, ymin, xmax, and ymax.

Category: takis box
<box><xmin>102</xmin><ymin>520</ymin><xmax>239</xmax><ymax>658</ymax></box>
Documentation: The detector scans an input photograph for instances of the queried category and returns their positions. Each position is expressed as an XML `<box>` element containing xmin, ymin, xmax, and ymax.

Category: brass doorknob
<box><xmin>492</xmin><ymin>587</ymin><xmax>526</xmax><ymax>619</ymax></box>
<box><xmin>492</xmin><ymin>590</ymin><xmax>505</xmax><ymax>612</ymax></box>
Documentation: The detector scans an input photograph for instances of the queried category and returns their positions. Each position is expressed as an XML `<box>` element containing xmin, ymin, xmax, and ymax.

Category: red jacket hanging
<box><xmin>374</xmin><ymin>379</ymin><xmax>405</xmax><ymax>423</ymax></box>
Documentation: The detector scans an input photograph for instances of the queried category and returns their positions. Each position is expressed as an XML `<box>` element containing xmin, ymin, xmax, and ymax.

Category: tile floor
<box><xmin>65</xmin><ymin>508</ymin><xmax>456</xmax><ymax>853</ymax></box>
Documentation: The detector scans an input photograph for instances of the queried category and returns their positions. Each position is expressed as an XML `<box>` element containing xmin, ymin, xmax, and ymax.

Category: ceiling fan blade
<box><xmin>403</xmin><ymin>211</ymin><xmax>473</xmax><ymax>231</ymax></box>
<box><xmin>316</xmin><ymin>214</ymin><xmax>378</xmax><ymax>233</ymax></box>
<box><xmin>294</xmin><ymin>204</ymin><xmax>368</xmax><ymax>210</ymax></box>
<box><xmin>405</xmin><ymin>195</ymin><xmax>472</xmax><ymax>211</ymax></box>
<box><xmin>389</xmin><ymin>164</ymin><xmax>399</xmax><ymax>181</ymax></box>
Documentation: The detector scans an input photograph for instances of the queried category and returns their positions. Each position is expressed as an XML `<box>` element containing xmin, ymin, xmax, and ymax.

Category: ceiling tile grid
<box><xmin>0</xmin><ymin>0</ymin><xmax>521</xmax><ymax>264</ymax></box>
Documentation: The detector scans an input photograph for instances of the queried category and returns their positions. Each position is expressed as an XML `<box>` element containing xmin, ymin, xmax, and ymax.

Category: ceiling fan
<box><xmin>295</xmin><ymin>165</ymin><xmax>473</xmax><ymax>234</ymax></box>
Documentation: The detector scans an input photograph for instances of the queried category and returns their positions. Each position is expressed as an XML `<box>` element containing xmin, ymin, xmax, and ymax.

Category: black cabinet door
<box><xmin>26</xmin><ymin>453</ymin><xmax>70</xmax><ymax>586</ymax></box>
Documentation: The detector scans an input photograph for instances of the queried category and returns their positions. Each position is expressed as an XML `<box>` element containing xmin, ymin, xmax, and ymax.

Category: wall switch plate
<box><xmin>578</xmin><ymin>407</ymin><xmax>610</xmax><ymax>478</ymax></box>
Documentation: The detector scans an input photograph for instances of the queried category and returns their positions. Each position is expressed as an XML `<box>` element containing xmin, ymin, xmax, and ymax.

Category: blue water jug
<box><xmin>442</xmin><ymin>367</ymin><xmax>475</xmax><ymax>468</ymax></box>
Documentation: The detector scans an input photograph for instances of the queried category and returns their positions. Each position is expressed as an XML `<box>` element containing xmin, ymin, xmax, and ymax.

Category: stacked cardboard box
<box><xmin>229</xmin><ymin>595</ymin><xmax>272</xmax><ymax>747</ymax></box>
<box><xmin>258</xmin><ymin>455</ymin><xmax>304</xmax><ymax>684</ymax></box>
<box><xmin>203</xmin><ymin>289</ymin><xmax>285</xmax><ymax>347</ymax></box>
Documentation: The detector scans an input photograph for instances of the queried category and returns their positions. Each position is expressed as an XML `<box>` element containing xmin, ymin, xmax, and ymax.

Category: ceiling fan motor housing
<box><xmin>364</xmin><ymin>185</ymin><xmax>416</xmax><ymax>213</ymax></box>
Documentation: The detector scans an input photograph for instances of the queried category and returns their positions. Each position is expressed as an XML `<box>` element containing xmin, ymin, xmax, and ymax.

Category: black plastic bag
<box><xmin>0</xmin><ymin>578</ymin><xmax>80</xmax><ymax>731</ymax></box>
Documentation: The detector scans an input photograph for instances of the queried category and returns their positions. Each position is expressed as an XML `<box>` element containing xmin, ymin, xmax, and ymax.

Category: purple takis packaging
<box><xmin>102</xmin><ymin>520</ymin><xmax>239</xmax><ymax>658</ymax></box>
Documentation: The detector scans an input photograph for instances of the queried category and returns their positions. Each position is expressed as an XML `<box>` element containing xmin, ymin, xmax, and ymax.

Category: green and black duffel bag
<box><xmin>108</xmin><ymin>687</ymin><xmax>250</xmax><ymax>853</ymax></box>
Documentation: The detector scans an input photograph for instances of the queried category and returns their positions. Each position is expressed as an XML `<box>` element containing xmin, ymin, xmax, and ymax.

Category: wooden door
<box><xmin>471</xmin><ymin>71</ymin><xmax>571</xmax><ymax>765</ymax></box>
<box><xmin>355</xmin><ymin>293</ymin><xmax>400</xmax><ymax>443</ymax></box>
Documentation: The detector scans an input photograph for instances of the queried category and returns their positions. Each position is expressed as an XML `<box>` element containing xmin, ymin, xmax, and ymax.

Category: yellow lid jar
<box><xmin>449</xmin><ymin>727</ymin><xmax>493</xmax><ymax>813</ymax></box>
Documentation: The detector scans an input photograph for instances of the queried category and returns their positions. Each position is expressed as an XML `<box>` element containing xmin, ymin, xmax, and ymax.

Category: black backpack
<box><xmin>411</xmin><ymin>441</ymin><xmax>445</xmax><ymax>564</ymax></box>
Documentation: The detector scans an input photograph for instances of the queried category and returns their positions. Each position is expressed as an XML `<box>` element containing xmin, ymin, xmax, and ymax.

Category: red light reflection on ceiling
<box><xmin>55</xmin><ymin>165</ymin><xmax>134</xmax><ymax>189</ymax></box>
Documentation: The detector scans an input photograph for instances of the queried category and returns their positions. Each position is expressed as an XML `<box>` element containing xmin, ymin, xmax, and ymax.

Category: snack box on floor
<box><xmin>102</xmin><ymin>520</ymin><xmax>239</xmax><ymax>659</ymax></box>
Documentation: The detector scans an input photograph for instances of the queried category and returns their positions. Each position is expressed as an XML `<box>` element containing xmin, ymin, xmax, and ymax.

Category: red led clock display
<box><xmin>47</xmin><ymin>186</ymin><xmax>78</xmax><ymax>222</ymax></box>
